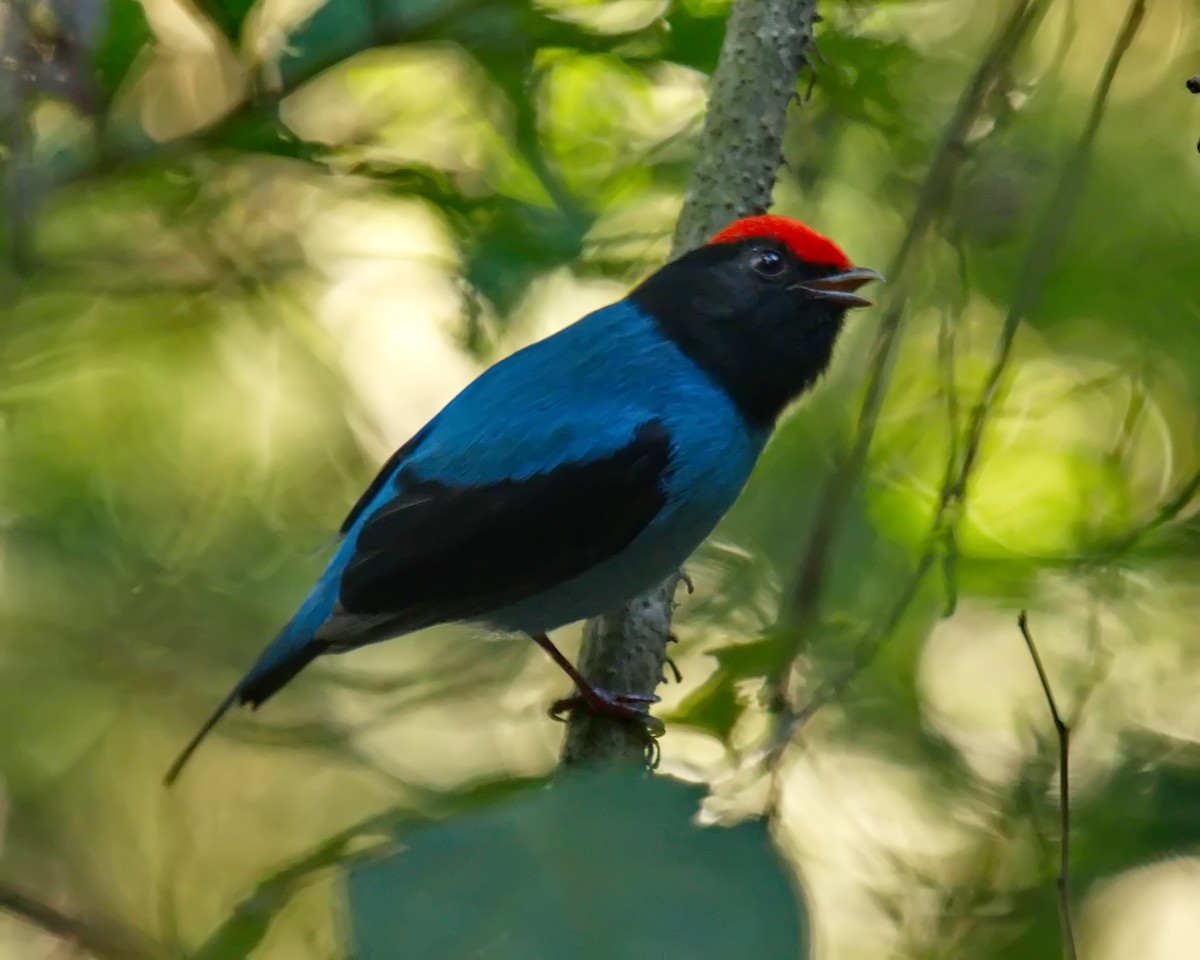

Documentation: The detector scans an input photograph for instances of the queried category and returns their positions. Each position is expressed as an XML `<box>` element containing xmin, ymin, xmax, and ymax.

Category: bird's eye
<box><xmin>751</xmin><ymin>248</ymin><xmax>787</xmax><ymax>278</ymax></box>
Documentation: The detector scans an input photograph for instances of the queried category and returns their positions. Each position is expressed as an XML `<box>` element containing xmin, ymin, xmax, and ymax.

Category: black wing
<box><xmin>338</xmin><ymin>423</ymin><xmax>434</xmax><ymax>535</ymax></box>
<box><xmin>333</xmin><ymin>419</ymin><xmax>672</xmax><ymax>632</ymax></box>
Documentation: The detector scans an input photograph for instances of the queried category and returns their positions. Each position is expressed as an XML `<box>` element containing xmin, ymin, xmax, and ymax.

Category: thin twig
<box><xmin>0</xmin><ymin>882</ymin><xmax>161</xmax><ymax>960</ymax></box>
<box><xmin>1017</xmin><ymin>613</ymin><xmax>1067</xmax><ymax>733</ymax></box>
<box><xmin>761</xmin><ymin>544</ymin><xmax>941</xmax><ymax>828</ymax></box>
<box><xmin>937</xmin><ymin>302</ymin><xmax>963</xmax><ymax>617</ymax></box>
<box><xmin>947</xmin><ymin>0</ymin><xmax>1148</xmax><ymax>525</ymax></box>
<box><xmin>563</xmin><ymin>0</ymin><xmax>821</xmax><ymax>767</ymax></box>
<box><xmin>1103</xmin><ymin>465</ymin><xmax>1200</xmax><ymax>556</ymax></box>
<box><xmin>1107</xmin><ymin>370</ymin><xmax>1147</xmax><ymax>466</ymax></box>
<box><xmin>928</xmin><ymin>752</ymin><xmax>1056</xmax><ymax>958</ymax></box>
<box><xmin>776</xmin><ymin>0</ymin><xmax>1052</xmax><ymax>689</ymax></box>
<box><xmin>1017</xmin><ymin>611</ymin><xmax>1077</xmax><ymax>960</ymax></box>
<box><xmin>1144</xmin><ymin>468</ymin><xmax>1200</xmax><ymax>532</ymax></box>
<box><xmin>0</xmin><ymin>1</ymin><xmax>39</xmax><ymax>276</ymax></box>
<box><xmin>770</xmin><ymin>0</ymin><xmax>1148</xmax><ymax>739</ymax></box>
<box><xmin>792</xmin><ymin>548</ymin><xmax>937</xmax><ymax>734</ymax></box>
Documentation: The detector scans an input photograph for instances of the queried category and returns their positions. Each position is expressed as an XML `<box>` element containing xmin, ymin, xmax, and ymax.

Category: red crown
<box><xmin>709</xmin><ymin>215</ymin><xmax>852</xmax><ymax>270</ymax></box>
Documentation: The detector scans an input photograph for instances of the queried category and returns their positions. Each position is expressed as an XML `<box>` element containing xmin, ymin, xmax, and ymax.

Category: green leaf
<box><xmin>194</xmin><ymin>0</ymin><xmax>260</xmax><ymax>44</ymax></box>
<box><xmin>465</xmin><ymin>200</ymin><xmax>590</xmax><ymax>315</ymax></box>
<box><xmin>662</xmin><ymin>1</ymin><xmax>727</xmax><ymax>74</ymax></box>
<box><xmin>275</xmin><ymin>0</ymin><xmax>375</xmax><ymax>90</ymax></box>
<box><xmin>201</xmin><ymin>112</ymin><xmax>321</xmax><ymax>161</ymax></box>
<box><xmin>192</xmin><ymin>776</ymin><xmax>546</xmax><ymax>959</ymax></box>
<box><xmin>711</xmin><ymin>628</ymin><xmax>796</xmax><ymax>680</ymax></box>
<box><xmin>664</xmin><ymin>629</ymin><xmax>798</xmax><ymax>739</ymax></box>
<box><xmin>667</xmin><ymin>671</ymin><xmax>743</xmax><ymax>739</ymax></box>
<box><xmin>348</xmin><ymin>771</ymin><xmax>808</xmax><ymax>960</ymax></box>
<box><xmin>1074</xmin><ymin>743</ymin><xmax>1200</xmax><ymax>883</ymax></box>
<box><xmin>93</xmin><ymin>0</ymin><xmax>152</xmax><ymax>100</ymax></box>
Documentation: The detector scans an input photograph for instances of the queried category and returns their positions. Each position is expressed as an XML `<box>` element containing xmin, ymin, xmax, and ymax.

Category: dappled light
<box><xmin>1</xmin><ymin>0</ymin><xmax>1200</xmax><ymax>958</ymax></box>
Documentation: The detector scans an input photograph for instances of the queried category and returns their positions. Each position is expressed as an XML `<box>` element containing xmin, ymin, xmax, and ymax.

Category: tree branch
<box><xmin>1017</xmin><ymin>611</ymin><xmax>1078</xmax><ymax>960</ymax></box>
<box><xmin>560</xmin><ymin>0</ymin><xmax>820</xmax><ymax>767</ymax></box>
<box><xmin>1102</xmin><ymin>465</ymin><xmax>1200</xmax><ymax>556</ymax></box>
<box><xmin>670</xmin><ymin>0</ymin><xmax>820</xmax><ymax>253</ymax></box>
<box><xmin>775</xmin><ymin>0</ymin><xmax>1052</xmax><ymax>684</ymax></box>
<box><xmin>762</xmin><ymin>0</ymin><xmax>1147</xmax><ymax>796</ymax></box>
<box><xmin>940</xmin><ymin>0</ymin><xmax>1146</xmax><ymax>548</ymax></box>
<box><xmin>0</xmin><ymin>1</ymin><xmax>39</xmax><ymax>278</ymax></box>
<box><xmin>0</xmin><ymin>881</ymin><xmax>162</xmax><ymax>960</ymax></box>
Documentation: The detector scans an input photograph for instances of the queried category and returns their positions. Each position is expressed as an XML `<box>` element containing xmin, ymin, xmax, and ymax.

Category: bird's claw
<box><xmin>640</xmin><ymin>714</ymin><xmax>667</xmax><ymax>738</ymax></box>
<box><xmin>548</xmin><ymin>687</ymin><xmax>663</xmax><ymax>737</ymax></box>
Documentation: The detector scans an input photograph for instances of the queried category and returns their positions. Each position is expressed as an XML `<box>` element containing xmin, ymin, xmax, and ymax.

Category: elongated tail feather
<box><xmin>162</xmin><ymin>575</ymin><xmax>340</xmax><ymax>786</ymax></box>
<box><xmin>162</xmin><ymin>687</ymin><xmax>240</xmax><ymax>786</ymax></box>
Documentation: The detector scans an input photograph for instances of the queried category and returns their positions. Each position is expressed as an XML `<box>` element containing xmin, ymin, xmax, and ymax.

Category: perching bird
<box><xmin>164</xmin><ymin>214</ymin><xmax>880</xmax><ymax>785</ymax></box>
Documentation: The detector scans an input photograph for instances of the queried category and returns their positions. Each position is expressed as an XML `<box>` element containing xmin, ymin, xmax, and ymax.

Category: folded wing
<box><xmin>318</xmin><ymin>418</ymin><xmax>673</xmax><ymax>646</ymax></box>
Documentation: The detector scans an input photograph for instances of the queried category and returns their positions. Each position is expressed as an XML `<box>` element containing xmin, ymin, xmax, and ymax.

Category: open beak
<box><xmin>793</xmin><ymin>266</ymin><xmax>884</xmax><ymax>309</ymax></box>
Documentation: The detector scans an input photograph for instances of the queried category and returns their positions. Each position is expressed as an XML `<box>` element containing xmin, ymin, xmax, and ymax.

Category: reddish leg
<box><xmin>531</xmin><ymin>633</ymin><xmax>659</xmax><ymax>722</ymax></box>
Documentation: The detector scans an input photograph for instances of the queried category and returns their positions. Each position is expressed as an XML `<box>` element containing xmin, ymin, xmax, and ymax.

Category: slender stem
<box><xmin>1017</xmin><ymin>611</ymin><xmax>1077</xmax><ymax>960</ymax></box>
<box><xmin>773</xmin><ymin>0</ymin><xmax>1147</xmax><ymax>725</ymax></box>
<box><xmin>0</xmin><ymin>2</ymin><xmax>38</xmax><ymax>276</ymax></box>
<box><xmin>778</xmin><ymin>0</ymin><xmax>1052</xmax><ymax>678</ymax></box>
<box><xmin>951</xmin><ymin>0</ymin><xmax>1148</xmax><ymax>514</ymax></box>
<box><xmin>563</xmin><ymin>0</ymin><xmax>821</xmax><ymax>767</ymax></box>
<box><xmin>1104</xmin><ymin>466</ymin><xmax>1200</xmax><ymax>556</ymax></box>
<box><xmin>0</xmin><ymin>882</ymin><xmax>161</xmax><ymax>960</ymax></box>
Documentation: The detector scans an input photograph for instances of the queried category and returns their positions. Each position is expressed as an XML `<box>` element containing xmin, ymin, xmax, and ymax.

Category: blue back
<box><xmin>168</xmin><ymin>300</ymin><xmax>774</xmax><ymax>783</ymax></box>
<box><xmin>254</xmin><ymin>301</ymin><xmax>767</xmax><ymax>667</ymax></box>
<box><xmin>407</xmin><ymin>301</ymin><xmax>766</xmax><ymax>491</ymax></box>
<box><xmin>402</xmin><ymin>301</ymin><xmax>768</xmax><ymax>632</ymax></box>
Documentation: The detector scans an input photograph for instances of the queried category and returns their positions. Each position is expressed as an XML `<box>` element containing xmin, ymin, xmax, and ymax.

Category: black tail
<box><xmin>162</xmin><ymin>641</ymin><xmax>324</xmax><ymax>787</ymax></box>
<box><xmin>237</xmin><ymin>641</ymin><xmax>324</xmax><ymax>708</ymax></box>
<box><xmin>162</xmin><ymin>687</ymin><xmax>240</xmax><ymax>787</ymax></box>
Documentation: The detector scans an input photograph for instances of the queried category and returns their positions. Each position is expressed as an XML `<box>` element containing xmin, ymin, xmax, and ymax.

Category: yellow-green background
<box><xmin>2</xmin><ymin>0</ymin><xmax>1200</xmax><ymax>957</ymax></box>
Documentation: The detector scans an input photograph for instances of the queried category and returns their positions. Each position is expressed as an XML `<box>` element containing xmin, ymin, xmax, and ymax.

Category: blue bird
<box><xmin>164</xmin><ymin>215</ymin><xmax>880</xmax><ymax>784</ymax></box>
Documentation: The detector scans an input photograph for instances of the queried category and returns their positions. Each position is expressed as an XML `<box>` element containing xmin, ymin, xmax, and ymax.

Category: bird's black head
<box><xmin>630</xmin><ymin>215</ymin><xmax>881</xmax><ymax>428</ymax></box>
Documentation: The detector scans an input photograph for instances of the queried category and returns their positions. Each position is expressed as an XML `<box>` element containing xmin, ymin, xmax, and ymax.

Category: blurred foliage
<box><xmin>1</xmin><ymin>0</ymin><xmax>1200</xmax><ymax>959</ymax></box>
<box><xmin>350</xmin><ymin>772</ymin><xmax>806</xmax><ymax>960</ymax></box>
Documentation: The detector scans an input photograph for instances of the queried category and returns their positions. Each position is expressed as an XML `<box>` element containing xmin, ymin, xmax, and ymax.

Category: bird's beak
<box><xmin>793</xmin><ymin>266</ymin><xmax>884</xmax><ymax>309</ymax></box>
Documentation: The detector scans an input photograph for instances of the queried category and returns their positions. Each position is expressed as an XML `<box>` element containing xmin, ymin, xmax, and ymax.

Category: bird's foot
<box><xmin>549</xmin><ymin>687</ymin><xmax>664</xmax><ymax>736</ymax></box>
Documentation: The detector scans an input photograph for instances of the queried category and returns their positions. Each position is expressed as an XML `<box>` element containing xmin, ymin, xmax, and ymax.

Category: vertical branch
<box><xmin>762</xmin><ymin>0</ymin><xmax>1148</xmax><ymax>801</ymax></box>
<box><xmin>0</xmin><ymin>1</ymin><xmax>37</xmax><ymax>277</ymax></box>
<box><xmin>669</xmin><ymin>0</ymin><xmax>821</xmax><ymax>253</ymax></box>
<box><xmin>561</xmin><ymin>0</ymin><xmax>820</xmax><ymax>767</ymax></box>
<box><xmin>780</xmin><ymin>0</ymin><xmax>1052</xmax><ymax>645</ymax></box>
<box><xmin>771</xmin><ymin>0</ymin><xmax>1146</xmax><ymax>724</ymax></box>
<box><xmin>943</xmin><ymin>0</ymin><xmax>1147</xmax><ymax>531</ymax></box>
<box><xmin>1105</xmin><ymin>464</ymin><xmax>1200</xmax><ymax>555</ymax></box>
<box><xmin>0</xmin><ymin>0</ymin><xmax>98</xmax><ymax>280</ymax></box>
<box><xmin>1017</xmin><ymin>612</ymin><xmax>1077</xmax><ymax>960</ymax></box>
<box><xmin>937</xmin><ymin>302</ymin><xmax>963</xmax><ymax>616</ymax></box>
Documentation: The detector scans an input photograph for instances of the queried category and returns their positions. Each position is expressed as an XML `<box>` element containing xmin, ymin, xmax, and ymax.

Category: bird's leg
<box><xmin>531</xmin><ymin>633</ymin><xmax>659</xmax><ymax>723</ymax></box>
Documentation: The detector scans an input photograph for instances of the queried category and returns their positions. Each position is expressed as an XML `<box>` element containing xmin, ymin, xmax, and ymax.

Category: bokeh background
<box><xmin>2</xmin><ymin>0</ymin><xmax>1200</xmax><ymax>957</ymax></box>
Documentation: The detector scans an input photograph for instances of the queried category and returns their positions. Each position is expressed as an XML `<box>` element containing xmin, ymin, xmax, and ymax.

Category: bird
<box><xmin>163</xmin><ymin>214</ymin><xmax>880</xmax><ymax>785</ymax></box>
